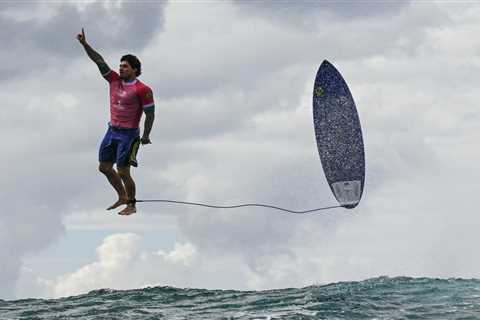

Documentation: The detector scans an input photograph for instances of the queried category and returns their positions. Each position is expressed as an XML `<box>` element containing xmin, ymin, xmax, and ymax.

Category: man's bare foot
<box><xmin>118</xmin><ymin>205</ymin><xmax>137</xmax><ymax>216</ymax></box>
<box><xmin>107</xmin><ymin>198</ymin><xmax>129</xmax><ymax>210</ymax></box>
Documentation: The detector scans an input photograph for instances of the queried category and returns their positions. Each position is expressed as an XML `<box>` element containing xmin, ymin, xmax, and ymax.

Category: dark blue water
<box><xmin>1</xmin><ymin>277</ymin><xmax>479</xmax><ymax>319</ymax></box>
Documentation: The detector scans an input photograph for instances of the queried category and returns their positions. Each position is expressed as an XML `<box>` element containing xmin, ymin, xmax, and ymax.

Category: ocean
<box><xmin>1</xmin><ymin>276</ymin><xmax>479</xmax><ymax>319</ymax></box>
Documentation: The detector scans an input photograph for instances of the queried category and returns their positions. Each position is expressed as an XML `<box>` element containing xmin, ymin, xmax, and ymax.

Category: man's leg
<box><xmin>117</xmin><ymin>165</ymin><xmax>137</xmax><ymax>215</ymax></box>
<box><xmin>98</xmin><ymin>161</ymin><xmax>128</xmax><ymax>210</ymax></box>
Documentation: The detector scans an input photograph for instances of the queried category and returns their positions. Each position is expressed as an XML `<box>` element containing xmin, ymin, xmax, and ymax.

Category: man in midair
<box><xmin>76</xmin><ymin>28</ymin><xmax>155</xmax><ymax>216</ymax></box>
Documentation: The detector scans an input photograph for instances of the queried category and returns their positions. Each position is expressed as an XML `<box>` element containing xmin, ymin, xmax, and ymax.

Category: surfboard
<box><xmin>313</xmin><ymin>60</ymin><xmax>365</xmax><ymax>209</ymax></box>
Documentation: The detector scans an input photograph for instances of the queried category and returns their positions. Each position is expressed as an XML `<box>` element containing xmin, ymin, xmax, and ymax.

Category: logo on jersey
<box><xmin>145</xmin><ymin>91</ymin><xmax>153</xmax><ymax>99</ymax></box>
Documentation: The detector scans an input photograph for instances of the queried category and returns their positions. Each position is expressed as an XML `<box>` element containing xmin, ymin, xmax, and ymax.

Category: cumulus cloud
<box><xmin>16</xmin><ymin>233</ymin><xmax>255</xmax><ymax>298</ymax></box>
<box><xmin>157</xmin><ymin>242</ymin><xmax>196</xmax><ymax>266</ymax></box>
<box><xmin>51</xmin><ymin>233</ymin><xmax>142</xmax><ymax>297</ymax></box>
<box><xmin>16</xmin><ymin>233</ymin><xmax>199</xmax><ymax>298</ymax></box>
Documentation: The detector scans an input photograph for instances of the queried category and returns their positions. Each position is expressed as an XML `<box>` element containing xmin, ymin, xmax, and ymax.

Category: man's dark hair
<box><xmin>121</xmin><ymin>54</ymin><xmax>142</xmax><ymax>77</ymax></box>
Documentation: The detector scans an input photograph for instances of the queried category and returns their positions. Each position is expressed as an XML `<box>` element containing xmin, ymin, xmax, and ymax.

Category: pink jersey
<box><xmin>103</xmin><ymin>70</ymin><xmax>154</xmax><ymax>129</ymax></box>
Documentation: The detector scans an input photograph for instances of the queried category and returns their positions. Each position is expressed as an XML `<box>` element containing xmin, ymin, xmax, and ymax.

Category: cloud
<box><xmin>157</xmin><ymin>242</ymin><xmax>196</xmax><ymax>266</ymax></box>
<box><xmin>26</xmin><ymin>233</ymin><xmax>197</xmax><ymax>297</ymax></box>
<box><xmin>51</xmin><ymin>233</ymin><xmax>142</xmax><ymax>297</ymax></box>
<box><xmin>0</xmin><ymin>1</ymin><xmax>166</xmax><ymax>81</ymax></box>
<box><xmin>233</xmin><ymin>0</ymin><xmax>412</xmax><ymax>23</ymax></box>
<box><xmin>18</xmin><ymin>233</ymin><xmax>204</xmax><ymax>298</ymax></box>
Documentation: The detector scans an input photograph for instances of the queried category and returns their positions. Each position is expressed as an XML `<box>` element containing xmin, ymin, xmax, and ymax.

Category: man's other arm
<box><xmin>141</xmin><ymin>108</ymin><xmax>155</xmax><ymax>145</ymax></box>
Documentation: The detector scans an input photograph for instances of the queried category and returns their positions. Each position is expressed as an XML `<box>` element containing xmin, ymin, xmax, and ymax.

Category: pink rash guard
<box><xmin>103</xmin><ymin>70</ymin><xmax>154</xmax><ymax>129</ymax></box>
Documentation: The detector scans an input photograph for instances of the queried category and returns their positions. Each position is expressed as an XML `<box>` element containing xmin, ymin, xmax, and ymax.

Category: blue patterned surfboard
<box><xmin>313</xmin><ymin>60</ymin><xmax>365</xmax><ymax>209</ymax></box>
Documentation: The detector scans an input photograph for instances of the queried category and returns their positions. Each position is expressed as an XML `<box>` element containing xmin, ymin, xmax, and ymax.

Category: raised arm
<box><xmin>76</xmin><ymin>28</ymin><xmax>111</xmax><ymax>75</ymax></box>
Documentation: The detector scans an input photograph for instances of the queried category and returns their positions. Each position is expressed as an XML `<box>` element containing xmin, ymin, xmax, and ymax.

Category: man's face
<box><xmin>119</xmin><ymin>60</ymin><xmax>136</xmax><ymax>80</ymax></box>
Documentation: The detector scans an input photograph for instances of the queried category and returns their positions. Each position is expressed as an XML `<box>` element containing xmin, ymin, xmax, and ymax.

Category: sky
<box><xmin>1</xmin><ymin>0</ymin><xmax>480</xmax><ymax>300</ymax></box>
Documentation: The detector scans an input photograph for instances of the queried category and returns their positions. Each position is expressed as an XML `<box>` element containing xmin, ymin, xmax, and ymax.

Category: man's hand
<box><xmin>76</xmin><ymin>28</ymin><xmax>87</xmax><ymax>45</ymax></box>
<box><xmin>140</xmin><ymin>136</ymin><xmax>151</xmax><ymax>145</ymax></box>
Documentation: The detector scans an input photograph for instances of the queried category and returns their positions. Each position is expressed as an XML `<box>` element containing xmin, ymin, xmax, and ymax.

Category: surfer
<box><xmin>76</xmin><ymin>28</ymin><xmax>155</xmax><ymax>216</ymax></box>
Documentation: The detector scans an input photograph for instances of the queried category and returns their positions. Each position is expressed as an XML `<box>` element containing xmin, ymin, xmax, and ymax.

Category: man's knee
<box><xmin>117</xmin><ymin>166</ymin><xmax>131</xmax><ymax>179</ymax></box>
<box><xmin>99</xmin><ymin>162</ymin><xmax>114</xmax><ymax>175</ymax></box>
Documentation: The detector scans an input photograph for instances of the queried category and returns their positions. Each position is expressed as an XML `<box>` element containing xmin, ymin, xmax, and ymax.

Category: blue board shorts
<box><xmin>99</xmin><ymin>124</ymin><xmax>141</xmax><ymax>167</ymax></box>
